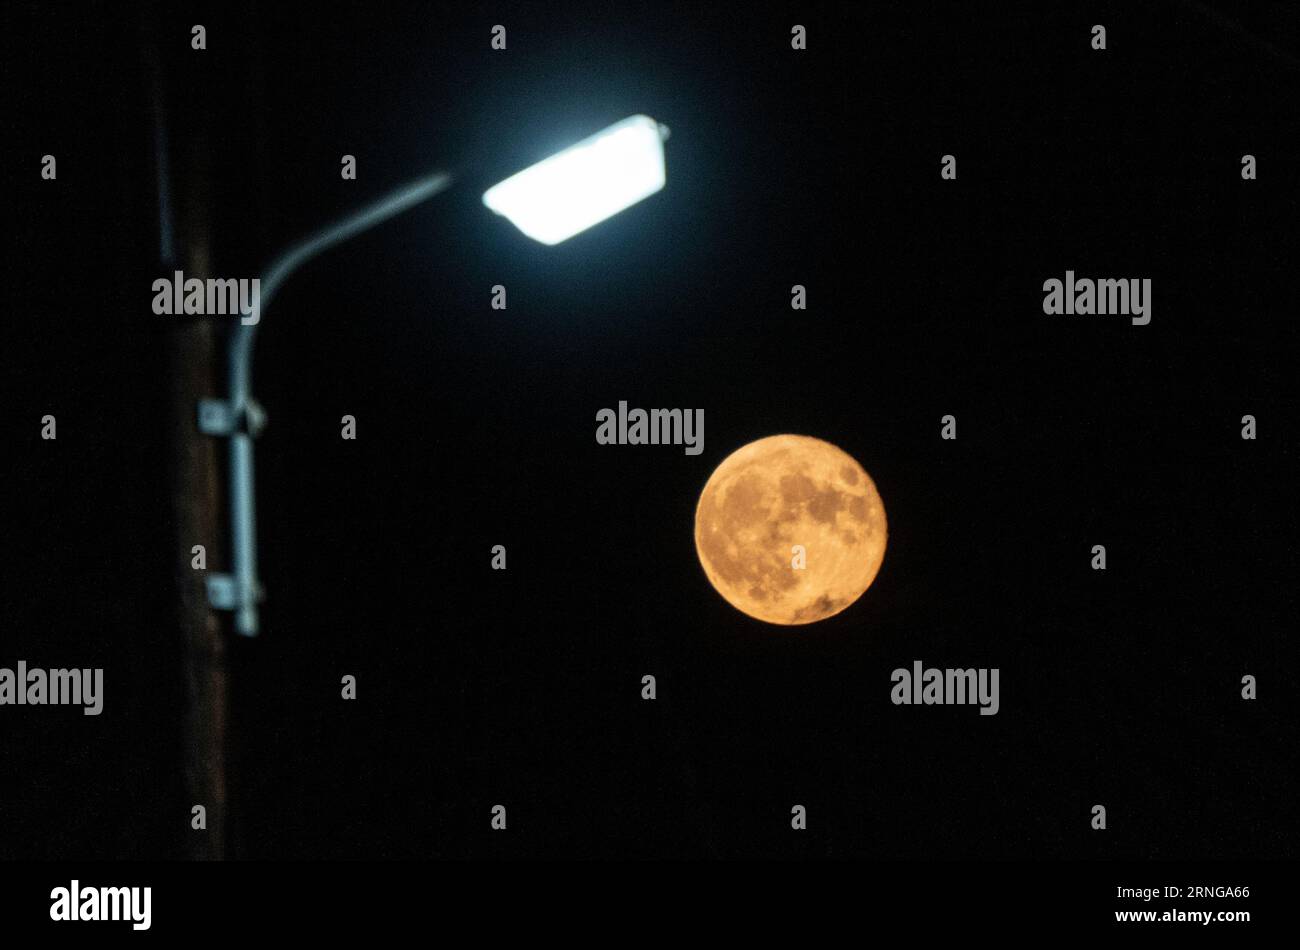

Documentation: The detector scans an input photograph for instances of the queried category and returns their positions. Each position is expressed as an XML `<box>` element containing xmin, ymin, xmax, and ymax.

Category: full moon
<box><xmin>694</xmin><ymin>435</ymin><xmax>887</xmax><ymax>625</ymax></box>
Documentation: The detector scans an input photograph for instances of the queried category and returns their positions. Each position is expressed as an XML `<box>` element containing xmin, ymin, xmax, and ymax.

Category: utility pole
<box><xmin>146</xmin><ymin>13</ymin><xmax>228</xmax><ymax>860</ymax></box>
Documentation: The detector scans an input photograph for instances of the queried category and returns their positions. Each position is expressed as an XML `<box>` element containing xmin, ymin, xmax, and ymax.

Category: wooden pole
<box><xmin>146</xmin><ymin>13</ymin><xmax>229</xmax><ymax>861</ymax></box>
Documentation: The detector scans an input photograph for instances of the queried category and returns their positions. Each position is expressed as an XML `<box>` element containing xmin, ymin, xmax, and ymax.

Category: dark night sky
<box><xmin>4</xmin><ymin>0</ymin><xmax>1296</xmax><ymax>860</ymax></box>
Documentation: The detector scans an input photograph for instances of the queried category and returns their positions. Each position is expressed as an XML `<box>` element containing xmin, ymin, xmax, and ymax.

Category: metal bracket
<box><xmin>205</xmin><ymin>573</ymin><xmax>265</xmax><ymax>612</ymax></box>
<box><xmin>198</xmin><ymin>395</ymin><xmax>268</xmax><ymax>637</ymax></box>
<box><xmin>198</xmin><ymin>398</ymin><xmax>267</xmax><ymax>437</ymax></box>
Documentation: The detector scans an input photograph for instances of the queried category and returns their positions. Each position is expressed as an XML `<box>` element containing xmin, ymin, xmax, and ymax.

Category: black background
<box><xmin>4</xmin><ymin>0</ymin><xmax>1296</xmax><ymax>862</ymax></box>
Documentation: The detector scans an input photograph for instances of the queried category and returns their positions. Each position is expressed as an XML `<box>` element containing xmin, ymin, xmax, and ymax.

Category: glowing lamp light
<box><xmin>482</xmin><ymin>114</ymin><xmax>668</xmax><ymax>245</ymax></box>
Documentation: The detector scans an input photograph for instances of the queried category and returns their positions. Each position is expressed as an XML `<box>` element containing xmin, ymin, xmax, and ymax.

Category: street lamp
<box><xmin>483</xmin><ymin>114</ymin><xmax>668</xmax><ymax>245</ymax></box>
<box><xmin>199</xmin><ymin>115</ymin><xmax>670</xmax><ymax>636</ymax></box>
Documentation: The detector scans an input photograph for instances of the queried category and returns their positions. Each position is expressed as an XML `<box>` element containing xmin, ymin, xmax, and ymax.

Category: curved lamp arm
<box><xmin>203</xmin><ymin>170</ymin><xmax>455</xmax><ymax>636</ymax></box>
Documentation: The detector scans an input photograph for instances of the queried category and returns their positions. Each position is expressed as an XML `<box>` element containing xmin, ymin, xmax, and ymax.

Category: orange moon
<box><xmin>694</xmin><ymin>435</ymin><xmax>887</xmax><ymax>625</ymax></box>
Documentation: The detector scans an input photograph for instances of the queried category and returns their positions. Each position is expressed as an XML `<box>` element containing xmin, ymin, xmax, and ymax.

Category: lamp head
<box><xmin>482</xmin><ymin>114</ymin><xmax>668</xmax><ymax>245</ymax></box>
